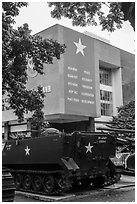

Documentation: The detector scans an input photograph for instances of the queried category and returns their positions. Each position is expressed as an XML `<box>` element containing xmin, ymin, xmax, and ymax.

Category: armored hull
<box><xmin>2</xmin><ymin>131</ymin><xmax>122</xmax><ymax>195</ymax></box>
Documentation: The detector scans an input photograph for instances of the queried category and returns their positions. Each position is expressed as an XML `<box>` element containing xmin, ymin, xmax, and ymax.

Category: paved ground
<box><xmin>68</xmin><ymin>187</ymin><xmax>135</xmax><ymax>202</ymax></box>
<box><xmin>14</xmin><ymin>175</ymin><xmax>135</xmax><ymax>202</ymax></box>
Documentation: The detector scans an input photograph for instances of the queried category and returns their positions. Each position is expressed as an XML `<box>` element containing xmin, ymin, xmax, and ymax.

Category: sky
<box><xmin>13</xmin><ymin>2</ymin><xmax>135</xmax><ymax>54</ymax></box>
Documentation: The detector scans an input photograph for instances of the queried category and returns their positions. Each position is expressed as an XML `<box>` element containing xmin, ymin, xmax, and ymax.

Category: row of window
<box><xmin>100</xmin><ymin>68</ymin><xmax>113</xmax><ymax>116</ymax></box>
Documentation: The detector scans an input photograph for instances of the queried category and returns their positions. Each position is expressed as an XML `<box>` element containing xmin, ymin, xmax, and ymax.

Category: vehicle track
<box><xmin>15</xmin><ymin>176</ymin><xmax>135</xmax><ymax>202</ymax></box>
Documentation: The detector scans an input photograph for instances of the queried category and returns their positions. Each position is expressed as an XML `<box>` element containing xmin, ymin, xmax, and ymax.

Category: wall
<box><xmin>120</xmin><ymin>50</ymin><xmax>135</xmax><ymax>104</ymax></box>
<box><xmin>93</xmin><ymin>38</ymin><xmax>123</xmax><ymax>124</ymax></box>
<box><xmin>112</xmin><ymin>68</ymin><xmax>123</xmax><ymax>116</ymax></box>
<box><xmin>62</xmin><ymin>26</ymin><xmax>98</xmax><ymax>117</ymax></box>
<box><xmin>27</xmin><ymin>24</ymin><xmax>99</xmax><ymax>123</ymax></box>
<box><xmin>27</xmin><ymin>25</ymin><xmax>64</xmax><ymax>116</ymax></box>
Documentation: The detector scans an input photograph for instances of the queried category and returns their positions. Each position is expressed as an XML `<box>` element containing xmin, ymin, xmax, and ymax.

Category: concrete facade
<box><xmin>2</xmin><ymin>24</ymin><xmax>135</xmax><ymax>135</ymax></box>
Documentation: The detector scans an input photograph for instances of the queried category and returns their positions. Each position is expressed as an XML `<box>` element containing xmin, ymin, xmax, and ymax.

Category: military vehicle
<box><xmin>97</xmin><ymin>127</ymin><xmax>135</xmax><ymax>173</ymax></box>
<box><xmin>2</xmin><ymin>130</ymin><xmax>123</xmax><ymax>195</ymax></box>
<box><xmin>2</xmin><ymin>139</ymin><xmax>15</xmax><ymax>202</ymax></box>
<box><xmin>2</xmin><ymin>167</ymin><xmax>15</xmax><ymax>201</ymax></box>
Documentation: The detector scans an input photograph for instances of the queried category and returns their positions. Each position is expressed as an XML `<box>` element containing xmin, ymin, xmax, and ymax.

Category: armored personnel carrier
<box><xmin>2</xmin><ymin>130</ymin><xmax>123</xmax><ymax>195</ymax></box>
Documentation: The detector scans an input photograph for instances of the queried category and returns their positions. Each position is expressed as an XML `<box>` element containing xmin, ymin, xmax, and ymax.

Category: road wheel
<box><xmin>92</xmin><ymin>176</ymin><xmax>105</xmax><ymax>187</ymax></box>
<box><xmin>57</xmin><ymin>176</ymin><xmax>66</xmax><ymax>190</ymax></box>
<box><xmin>32</xmin><ymin>175</ymin><xmax>42</xmax><ymax>192</ymax></box>
<box><xmin>81</xmin><ymin>178</ymin><xmax>92</xmax><ymax>188</ymax></box>
<box><xmin>43</xmin><ymin>175</ymin><xmax>55</xmax><ymax>194</ymax></box>
<box><xmin>22</xmin><ymin>174</ymin><xmax>32</xmax><ymax>190</ymax></box>
<box><xmin>14</xmin><ymin>173</ymin><xmax>22</xmax><ymax>189</ymax></box>
<box><xmin>56</xmin><ymin>176</ymin><xmax>72</xmax><ymax>193</ymax></box>
<box><xmin>72</xmin><ymin>180</ymin><xmax>81</xmax><ymax>188</ymax></box>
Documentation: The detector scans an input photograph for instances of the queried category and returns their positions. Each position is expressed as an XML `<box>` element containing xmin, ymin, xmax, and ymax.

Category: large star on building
<box><xmin>25</xmin><ymin>146</ymin><xmax>30</xmax><ymax>156</ymax></box>
<box><xmin>85</xmin><ymin>142</ymin><xmax>93</xmax><ymax>153</ymax></box>
<box><xmin>74</xmin><ymin>38</ymin><xmax>86</xmax><ymax>56</ymax></box>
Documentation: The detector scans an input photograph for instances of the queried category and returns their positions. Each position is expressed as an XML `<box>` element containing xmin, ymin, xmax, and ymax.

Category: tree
<box><xmin>2</xmin><ymin>2</ymin><xmax>66</xmax><ymax>129</ymax></box>
<box><xmin>108</xmin><ymin>99</ymin><xmax>135</xmax><ymax>139</ymax></box>
<box><xmin>120</xmin><ymin>2</ymin><xmax>135</xmax><ymax>31</ymax></box>
<box><xmin>48</xmin><ymin>2</ymin><xmax>135</xmax><ymax>32</ymax></box>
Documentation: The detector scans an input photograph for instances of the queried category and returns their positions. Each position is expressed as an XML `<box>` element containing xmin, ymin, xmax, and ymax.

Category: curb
<box><xmin>104</xmin><ymin>184</ymin><xmax>135</xmax><ymax>190</ymax></box>
<box><xmin>122</xmin><ymin>170</ymin><xmax>135</xmax><ymax>176</ymax></box>
<box><xmin>15</xmin><ymin>191</ymin><xmax>75</xmax><ymax>202</ymax></box>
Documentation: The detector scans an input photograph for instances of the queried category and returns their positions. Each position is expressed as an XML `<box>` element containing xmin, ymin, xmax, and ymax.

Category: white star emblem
<box><xmin>85</xmin><ymin>142</ymin><xmax>93</xmax><ymax>153</ymax></box>
<box><xmin>25</xmin><ymin>146</ymin><xmax>30</xmax><ymax>156</ymax></box>
<box><xmin>74</xmin><ymin>38</ymin><xmax>86</xmax><ymax>56</ymax></box>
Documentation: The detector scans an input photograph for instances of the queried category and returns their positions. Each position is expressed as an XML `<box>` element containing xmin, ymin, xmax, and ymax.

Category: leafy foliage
<box><xmin>108</xmin><ymin>99</ymin><xmax>135</xmax><ymax>139</ymax></box>
<box><xmin>2</xmin><ymin>2</ymin><xmax>66</xmax><ymax>128</ymax></box>
<box><xmin>48</xmin><ymin>2</ymin><xmax>135</xmax><ymax>32</ymax></box>
<box><xmin>120</xmin><ymin>2</ymin><xmax>135</xmax><ymax>31</ymax></box>
<box><xmin>112</xmin><ymin>100</ymin><xmax>135</xmax><ymax>130</ymax></box>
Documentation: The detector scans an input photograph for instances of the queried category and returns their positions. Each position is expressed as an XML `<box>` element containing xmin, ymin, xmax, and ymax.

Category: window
<box><xmin>100</xmin><ymin>67</ymin><xmax>112</xmax><ymax>86</ymax></box>
<box><xmin>100</xmin><ymin>90</ymin><xmax>112</xmax><ymax>102</ymax></box>
<box><xmin>101</xmin><ymin>103</ymin><xmax>113</xmax><ymax>116</ymax></box>
<box><xmin>99</xmin><ymin>67</ymin><xmax>113</xmax><ymax>116</ymax></box>
<box><xmin>100</xmin><ymin>90</ymin><xmax>113</xmax><ymax>116</ymax></box>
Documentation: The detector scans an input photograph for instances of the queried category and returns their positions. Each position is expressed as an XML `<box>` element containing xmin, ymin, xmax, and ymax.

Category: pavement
<box><xmin>104</xmin><ymin>174</ymin><xmax>135</xmax><ymax>190</ymax></box>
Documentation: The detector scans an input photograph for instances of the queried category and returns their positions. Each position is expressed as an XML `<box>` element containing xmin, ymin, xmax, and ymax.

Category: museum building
<box><xmin>2</xmin><ymin>24</ymin><xmax>135</xmax><ymax>138</ymax></box>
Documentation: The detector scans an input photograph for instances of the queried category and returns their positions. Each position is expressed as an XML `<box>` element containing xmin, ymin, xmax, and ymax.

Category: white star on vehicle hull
<box><xmin>74</xmin><ymin>38</ymin><xmax>86</xmax><ymax>56</ymax></box>
<box><xmin>25</xmin><ymin>146</ymin><xmax>30</xmax><ymax>156</ymax></box>
<box><xmin>85</xmin><ymin>142</ymin><xmax>93</xmax><ymax>153</ymax></box>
